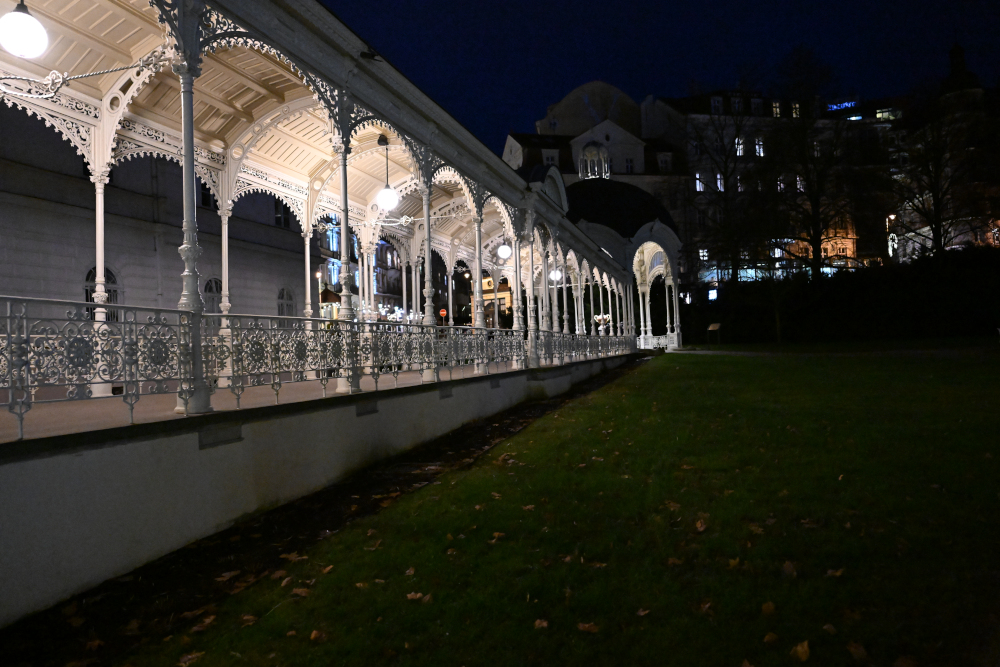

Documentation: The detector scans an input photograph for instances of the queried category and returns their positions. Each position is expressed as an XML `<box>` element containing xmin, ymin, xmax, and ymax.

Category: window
<box><xmin>695</xmin><ymin>173</ymin><xmax>705</xmax><ymax>192</ymax></box>
<box><xmin>755</xmin><ymin>138</ymin><xmax>765</xmax><ymax>157</ymax></box>
<box><xmin>84</xmin><ymin>267</ymin><xmax>120</xmax><ymax>321</ymax></box>
<box><xmin>708</xmin><ymin>288</ymin><xmax>718</xmax><ymax>301</ymax></box>
<box><xmin>203</xmin><ymin>278</ymin><xmax>223</xmax><ymax>313</ymax></box>
<box><xmin>711</xmin><ymin>97</ymin><xmax>723</xmax><ymax>114</ymax></box>
<box><xmin>274</xmin><ymin>199</ymin><xmax>293</xmax><ymax>229</ymax></box>
<box><xmin>797</xmin><ymin>175</ymin><xmax>805</xmax><ymax>192</ymax></box>
<box><xmin>737</xmin><ymin>175</ymin><xmax>744</xmax><ymax>192</ymax></box>
<box><xmin>731</xmin><ymin>97</ymin><xmax>743</xmax><ymax>114</ymax></box>
<box><xmin>658</xmin><ymin>153</ymin><xmax>672</xmax><ymax>172</ymax></box>
<box><xmin>624</xmin><ymin>157</ymin><xmax>634</xmax><ymax>174</ymax></box>
<box><xmin>735</xmin><ymin>136</ymin><xmax>744</xmax><ymax>156</ymax></box>
<box><xmin>548</xmin><ymin>118</ymin><xmax>558</xmax><ymax>130</ymax></box>
<box><xmin>813</xmin><ymin>141</ymin><xmax>821</xmax><ymax>157</ymax></box>
<box><xmin>544</xmin><ymin>154</ymin><xmax>556</xmax><ymax>166</ymax></box>
<box><xmin>772</xmin><ymin>247</ymin><xmax>783</xmax><ymax>259</ymax></box>
<box><xmin>277</xmin><ymin>288</ymin><xmax>295</xmax><ymax>320</ymax></box>
<box><xmin>772</xmin><ymin>101</ymin><xmax>781</xmax><ymax>118</ymax></box>
<box><xmin>716</xmin><ymin>173</ymin><xmax>724</xmax><ymax>191</ymax></box>
<box><xmin>199</xmin><ymin>181</ymin><xmax>214</xmax><ymax>209</ymax></box>
<box><xmin>751</xmin><ymin>98</ymin><xmax>762</xmax><ymax>115</ymax></box>
<box><xmin>777</xmin><ymin>177</ymin><xmax>785</xmax><ymax>192</ymax></box>
<box><xmin>699</xmin><ymin>248</ymin><xmax>709</xmax><ymax>261</ymax></box>
<box><xmin>792</xmin><ymin>102</ymin><xmax>801</xmax><ymax>118</ymax></box>
<box><xmin>691</xmin><ymin>141</ymin><xmax>702</xmax><ymax>157</ymax></box>
<box><xmin>542</xmin><ymin>149</ymin><xmax>558</xmax><ymax>167</ymax></box>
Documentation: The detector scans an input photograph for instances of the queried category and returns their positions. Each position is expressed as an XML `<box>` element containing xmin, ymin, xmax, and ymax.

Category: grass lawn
<box><xmin>116</xmin><ymin>346</ymin><xmax>1000</xmax><ymax>667</ymax></box>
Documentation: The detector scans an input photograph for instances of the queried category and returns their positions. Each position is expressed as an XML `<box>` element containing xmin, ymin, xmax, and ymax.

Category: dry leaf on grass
<box><xmin>85</xmin><ymin>640</ymin><xmax>104</xmax><ymax>651</ymax></box>
<box><xmin>240</xmin><ymin>615</ymin><xmax>256</xmax><ymax>627</ymax></box>
<box><xmin>728</xmin><ymin>558</ymin><xmax>740</xmax><ymax>569</ymax></box>
<box><xmin>666</xmin><ymin>501</ymin><xmax>681</xmax><ymax>511</ymax></box>
<box><xmin>847</xmin><ymin>642</ymin><xmax>868</xmax><ymax>661</ymax></box>
<box><xmin>406</xmin><ymin>592</ymin><xmax>423</xmax><ymax>600</ymax></box>
<box><xmin>637</xmin><ymin>609</ymin><xmax>650</xmax><ymax>616</ymax></box>
<box><xmin>590</xmin><ymin>562</ymin><xmax>607</xmax><ymax>568</ymax></box>
<box><xmin>286</xmin><ymin>631</ymin><xmax>296</xmax><ymax>637</ymax></box>
<box><xmin>826</xmin><ymin>568</ymin><xmax>845</xmax><ymax>577</ymax></box>
<box><xmin>179</xmin><ymin>609</ymin><xmax>205</xmax><ymax>620</ymax></box>
<box><xmin>534</xmin><ymin>619</ymin><xmax>548</xmax><ymax>629</ymax></box>
<box><xmin>577</xmin><ymin>622</ymin><xmax>599</xmax><ymax>633</ymax></box>
<box><xmin>364</xmin><ymin>540</ymin><xmax>382</xmax><ymax>551</ymax></box>
<box><xmin>446</xmin><ymin>548</ymin><xmax>457</xmax><ymax>555</ymax></box>
<box><xmin>355</xmin><ymin>582</ymin><xmax>368</xmax><ymax>589</ymax></box>
<box><xmin>405</xmin><ymin>567</ymin><xmax>415</xmax><ymax>576</ymax></box>
<box><xmin>790</xmin><ymin>641</ymin><xmax>810</xmax><ymax>661</ymax></box>
<box><xmin>177</xmin><ymin>652</ymin><xmax>204</xmax><ymax>666</ymax></box>
<box><xmin>741</xmin><ymin>661</ymin><xmax>753</xmax><ymax>667</ymax></box>
<box><xmin>191</xmin><ymin>616</ymin><xmax>215</xmax><ymax>632</ymax></box>
<box><xmin>270</xmin><ymin>570</ymin><xmax>287</xmax><ymax>580</ymax></box>
<box><xmin>823</xmin><ymin>624</ymin><xmax>837</xmax><ymax>635</ymax></box>
<box><xmin>491</xmin><ymin>492</ymin><xmax>502</xmax><ymax>499</ymax></box>
<box><xmin>695</xmin><ymin>519</ymin><xmax>707</xmax><ymax>532</ymax></box>
<box><xmin>310</xmin><ymin>630</ymin><xmax>326</xmax><ymax>642</ymax></box>
<box><xmin>762</xmin><ymin>602</ymin><xmax>775</xmax><ymax>615</ymax></box>
<box><xmin>749</xmin><ymin>523</ymin><xmax>765</xmax><ymax>535</ymax></box>
<box><xmin>279</xmin><ymin>553</ymin><xmax>306</xmax><ymax>562</ymax></box>
<box><xmin>783</xmin><ymin>561</ymin><xmax>797</xmax><ymax>578</ymax></box>
<box><xmin>699</xmin><ymin>600</ymin><xmax>712</xmax><ymax>614</ymax></box>
<box><xmin>421</xmin><ymin>594</ymin><xmax>432</xmax><ymax>603</ymax></box>
<box><xmin>522</xmin><ymin>505</ymin><xmax>535</xmax><ymax>511</ymax></box>
<box><xmin>367</xmin><ymin>529</ymin><xmax>377</xmax><ymax>536</ymax></box>
<box><xmin>280</xmin><ymin>577</ymin><xmax>292</xmax><ymax>587</ymax></box>
<box><xmin>321</xmin><ymin>565</ymin><xmax>333</xmax><ymax>574</ymax></box>
<box><xmin>764</xmin><ymin>632</ymin><xmax>779</xmax><ymax>644</ymax></box>
<box><xmin>214</xmin><ymin>571</ymin><xmax>240</xmax><ymax>582</ymax></box>
<box><xmin>291</xmin><ymin>588</ymin><xmax>310</xmax><ymax>597</ymax></box>
<box><xmin>488</xmin><ymin>532</ymin><xmax>505</xmax><ymax>544</ymax></box>
<box><xmin>667</xmin><ymin>557</ymin><xmax>684</xmax><ymax>566</ymax></box>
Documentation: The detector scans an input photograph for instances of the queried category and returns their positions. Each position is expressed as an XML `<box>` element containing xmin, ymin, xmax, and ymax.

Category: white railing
<box><xmin>637</xmin><ymin>334</ymin><xmax>678</xmax><ymax>350</ymax></box>
<box><xmin>2</xmin><ymin>295</ymin><xmax>636</xmax><ymax>439</ymax></box>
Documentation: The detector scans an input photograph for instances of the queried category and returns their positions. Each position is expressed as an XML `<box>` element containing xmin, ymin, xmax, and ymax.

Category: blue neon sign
<box><xmin>827</xmin><ymin>101</ymin><xmax>857</xmax><ymax>111</ymax></box>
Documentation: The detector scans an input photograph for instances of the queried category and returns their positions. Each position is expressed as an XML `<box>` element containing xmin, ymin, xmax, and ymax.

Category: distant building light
<box><xmin>708</xmin><ymin>289</ymin><xmax>718</xmax><ymax>301</ymax></box>
<box><xmin>847</xmin><ymin>115</ymin><xmax>862</xmax><ymax>121</ymax></box>
<box><xmin>828</xmin><ymin>101</ymin><xmax>857</xmax><ymax>111</ymax></box>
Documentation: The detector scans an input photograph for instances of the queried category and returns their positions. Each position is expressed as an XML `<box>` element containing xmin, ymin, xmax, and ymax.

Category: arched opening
<box><xmin>85</xmin><ymin>267</ymin><xmax>120</xmax><ymax>321</ymax></box>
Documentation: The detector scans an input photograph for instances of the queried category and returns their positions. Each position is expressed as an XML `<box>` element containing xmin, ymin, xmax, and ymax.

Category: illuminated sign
<box><xmin>827</xmin><ymin>101</ymin><xmax>857</xmax><ymax>111</ymax></box>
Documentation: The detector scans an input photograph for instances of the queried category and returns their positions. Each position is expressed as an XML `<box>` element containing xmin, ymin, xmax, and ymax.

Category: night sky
<box><xmin>320</xmin><ymin>0</ymin><xmax>999</xmax><ymax>155</ymax></box>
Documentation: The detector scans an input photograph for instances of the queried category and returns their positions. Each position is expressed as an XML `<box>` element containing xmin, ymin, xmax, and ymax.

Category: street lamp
<box><xmin>375</xmin><ymin>135</ymin><xmax>399</xmax><ymax>211</ymax></box>
<box><xmin>0</xmin><ymin>2</ymin><xmax>47</xmax><ymax>59</ymax></box>
<box><xmin>496</xmin><ymin>243</ymin><xmax>512</xmax><ymax>260</ymax></box>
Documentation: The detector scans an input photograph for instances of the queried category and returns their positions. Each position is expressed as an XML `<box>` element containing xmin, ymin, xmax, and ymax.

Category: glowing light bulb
<box><xmin>0</xmin><ymin>2</ymin><xmax>48</xmax><ymax>59</ymax></box>
<box><xmin>496</xmin><ymin>244</ymin><xmax>512</xmax><ymax>259</ymax></box>
<box><xmin>375</xmin><ymin>184</ymin><xmax>398</xmax><ymax>211</ymax></box>
<box><xmin>549</xmin><ymin>269</ymin><xmax>562</xmax><ymax>281</ymax></box>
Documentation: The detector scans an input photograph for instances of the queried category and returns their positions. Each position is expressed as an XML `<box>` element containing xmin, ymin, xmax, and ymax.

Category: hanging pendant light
<box><xmin>496</xmin><ymin>242</ymin><xmax>512</xmax><ymax>260</ymax></box>
<box><xmin>375</xmin><ymin>135</ymin><xmax>399</xmax><ymax>211</ymax></box>
<box><xmin>0</xmin><ymin>1</ymin><xmax>48</xmax><ymax>59</ymax></box>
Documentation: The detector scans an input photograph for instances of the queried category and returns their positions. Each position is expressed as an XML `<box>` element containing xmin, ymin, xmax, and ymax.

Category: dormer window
<box><xmin>792</xmin><ymin>102</ymin><xmax>801</xmax><ymax>118</ymax></box>
<box><xmin>625</xmin><ymin>158</ymin><xmax>634</xmax><ymax>174</ymax></box>
<box><xmin>711</xmin><ymin>97</ymin><xmax>723</xmax><ymax>114</ymax></box>
<box><xmin>658</xmin><ymin>153</ymin><xmax>672</xmax><ymax>172</ymax></box>
<box><xmin>579</xmin><ymin>142</ymin><xmax>610</xmax><ymax>180</ymax></box>
<box><xmin>772</xmin><ymin>101</ymin><xmax>781</xmax><ymax>118</ymax></box>
<box><xmin>542</xmin><ymin>149</ymin><xmax>559</xmax><ymax>167</ymax></box>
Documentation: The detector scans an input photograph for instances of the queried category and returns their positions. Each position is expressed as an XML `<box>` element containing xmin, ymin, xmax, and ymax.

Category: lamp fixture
<box><xmin>549</xmin><ymin>269</ymin><xmax>562</xmax><ymax>282</ymax></box>
<box><xmin>375</xmin><ymin>135</ymin><xmax>399</xmax><ymax>211</ymax></box>
<box><xmin>496</xmin><ymin>243</ymin><xmax>512</xmax><ymax>260</ymax></box>
<box><xmin>0</xmin><ymin>1</ymin><xmax>47</xmax><ymax>59</ymax></box>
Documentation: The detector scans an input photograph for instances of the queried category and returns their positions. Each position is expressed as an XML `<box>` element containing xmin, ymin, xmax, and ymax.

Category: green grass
<box><xmin>118</xmin><ymin>347</ymin><xmax>1000</xmax><ymax>667</ymax></box>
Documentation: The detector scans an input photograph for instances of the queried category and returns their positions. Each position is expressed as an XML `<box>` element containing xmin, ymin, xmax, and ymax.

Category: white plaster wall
<box><xmin>0</xmin><ymin>358</ymin><xmax>626</xmax><ymax>627</ymax></box>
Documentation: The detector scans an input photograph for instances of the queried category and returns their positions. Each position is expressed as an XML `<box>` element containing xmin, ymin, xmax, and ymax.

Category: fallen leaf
<box><xmin>191</xmin><ymin>615</ymin><xmax>216</xmax><ymax>632</ymax></box>
<box><xmin>749</xmin><ymin>523</ymin><xmax>765</xmax><ymax>535</ymax></box>
<box><xmin>379</xmin><ymin>499</ymin><xmax>392</xmax><ymax>507</ymax></box>
<box><xmin>592</xmin><ymin>457</ymin><xmax>603</xmax><ymax>461</ymax></box>
<box><xmin>666</xmin><ymin>501</ymin><xmax>681</xmax><ymax>511</ymax></box>
<box><xmin>637</xmin><ymin>609</ymin><xmax>650</xmax><ymax>616</ymax></box>
<box><xmin>783</xmin><ymin>561</ymin><xmax>797</xmax><ymax>578</ymax></box>
<box><xmin>321</xmin><ymin>565</ymin><xmax>333</xmax><ymax>574</ymax></box>
<box><xmin>823</xmin><ymin>623</ymin><xmax>837</xmax><ymax>635</ymax></box>
<box><xmin>764</xmin><ymin>632</ymin><xmax>779</xmax><ymax>644</ymax></box>
<box><xmin>123</xmin><ymin>619</ymin><xmax>140</xmax><ymax>634</ymax></box>
<box><xmin>826</xmin><ymin>568</ymin><xmax>845</xmax><ymax>577</ymax></box>
<box><xmin>563</xmin><ymin>555</ymin><xmax>574</xmax><ymax>563</ymax></box>
<box><xmin>446</xmin><ymin>548</ymin><xmax>457</xmax><ymax>555</ymax></box>
<box><xmin>286</xmin><ymin>631</ymin><xmax>296</xmax><ymax>637</ymax></box>
<box><xmin>590</xmin><ymin>562</ymin><xmax>607</xmax><ymax>568</ymax></box>
<box><xmin>488</xmin><ymin>532</ymin><xmax>505</xmax><ymax>544</ymax></box>
<box><xmin>491</xmin><ymin>492</ymin><xmax>502</xmax><ymax>499</ymax></box>
<box><xmin>728</xmin><ymin>558</ymin><xmax>740</xmax><ymax>569</ymax></box>
<box><xmin>406</xmin><ymin>592</ymin><xmax>423</xmax><ymax>600</ymax></box>
<box><xmin>270</xmin><ymin>570</ymin><xmax>287</xmax><ymax>580</ymax></box>
<box><xmin>355</xmin><ymin>582</ymin><xmax>368</xmax><ymax>589</ymax></box>
<box><xmin>310</xmin><ymin>630</ymin><xmax>326</xmax><ymax>641</ymax></box>
<box><xmin>364</xmin><ymin>540</ymin><xmax>382</xmax><ymax>551</ymax></box>
<box><xmin>695</xmin><ymin>519</ymin><xmax>707</xmax><ymax>532</ymax></box>
<box><xmin>762</xmin><ymin>601</ymin><xmax>775</xmax><ymax>615</ymax></box>
<box><xmin>681</xmin><ymin>464</ymin><xmax>695</xmax><ymax>469</ymax></box>
<box><xmin>421</xmin><ymin>594</ymin><xmax>432</xmax><ymax>603</ymax></box>
<box><xmin>279</xmin><ymin>553</ymin><xmax>306</xmax><ymax>562</ymax></box>
<box><xmin>405</xmin><ymin>567</ymin><xmax>415</xmax><ymax>576</ymax></box>
<box><xmin>522</xmin><ymin>505</ymin><xmax>535</xmax><ymax>511</ymax></box>
<box><xmin>578</xmin><ymin>463</ymin><xmax>586</xmax><ymax>468</ymax></box>
<box><xmin>790</xmin><ymin>641</ymin><xmax>810</xmax><ymax>661</ymax></box>
<box><xmin>367</xmin><ymin>529</ymin><xmax>377</xmax><ymax>536</ymax></box>
<box><xmin>699</xmin><ymin>600</ymin><xmax>712</xmax><ymax>614</ymax></box>
<box><xmin>847</xmin><ymin>642</ymin><xmax>868</xmax><ymax>661</ymax></box>
<box><xmin>474</xmin><ymin>505</ymin><xmax>483</xmax><ymax>510</ymax></box>
<box><xmin>534</xmin><ymin>619</ymin><xmax>548</xmax><ymax>629</ymax></box>
<box><xmin>741</xmin><ymin>661</ymin><xmax>753</xmax><ymax>667</ymax></box>
<box><xmin>241</xmin><ymin>615</ymin><xmax>257</xmax><ymax>627</ymax></box>
<box><xmin>577</xmin><ymin>622</ymin><xmax>599</xmax><ymax>633</ymax></box>
<box><xmin>291</xmin><ymin>588</ymin><xmax>310</xmax><ymax>597</ymax></box>
<box><xmin>281</xmin><ymin>577</ymin><xmax>292</xmax><ymax>587</ymax></box>
<box><xmin>86</xmin><ymin>640</ymin><xmax>104</xmax><ymax>651</ymax></box>
<box><xmin>667</xmin><ymin>557</ymin><xmax>684</xmax><ymax>566</ymax></box>
<box><xmin>375</xmin><ymin>579</ymin><xmax>385</xmax><ymax>584</ymax></box>
<box><xmin>178</xmin><ymin>652</ymin><xmax>205</xmax><ymax>666</ymax></box>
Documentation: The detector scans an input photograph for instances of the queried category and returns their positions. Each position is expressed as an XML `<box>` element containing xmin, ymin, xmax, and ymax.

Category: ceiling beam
<box><xmin>158</xmin><ymin>74</ymin><xmax>254</xmax><ymax>123</ymax></box>
<box><xmin>206</xmin><ymin>53</ymin><xmax>284</xmax><ymax>103</ymax></box>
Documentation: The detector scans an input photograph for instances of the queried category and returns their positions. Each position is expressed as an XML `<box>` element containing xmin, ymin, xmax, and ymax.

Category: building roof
<box><xmin>565</xmin><ymin>179</ymin><xmax>676</xmax><ymax>238</ymax></box>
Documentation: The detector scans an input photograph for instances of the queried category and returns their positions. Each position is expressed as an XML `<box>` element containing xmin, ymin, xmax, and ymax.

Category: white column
<box><xmin>337</xmin><ymin>150</ymin><xmax>355</xmax><ymax>321</ymax></box>
<box><xmin>618</xmin><ymin>288</ymin><xmax>625</xmax><ymax>335</ymax></box>
<box><xmin>561</xmin><ymin>264</ymin><xmax>570</xmax><ymax>334</ymax></box>
<box><xmin>421</xmin><ymin>187</ymin><xmax>435</xmax><ymax>326</ymax></box>
<box><xmin>672</xmin><ymin>281</ymin><xmax>682</xmax><ymax>344</ymax></box>
<box><xmin>588</xmin><ymin>280</ymin><xmax>595</xmax><ymax>336</ymax></box>
<box><xmin>303</xmin><ymin>232</ymin><xmax>312</xmax><ymax>318</ymax></box>
<box><xmin>447</xmin><ymin>268</ymin><xmax>454</xmax><ymax>326</ymax></box>
<box><xmin>174</xmin><ymin>67</ymin><xmax>211</xmax><ymax>413</ymax></box>
<box><xmin>473</xmin><ymin>216</ymin><xmax>486</xmax><ymax>328</ymax></box>
<box><xmin>638</xmin><ymin>289</ymin><xmax>647</xmax><ymax>340</ymax></box>
<box><xmin>526</xmin><ymin>243</ymin><xmax>539</xmax><ymax>368</ymax></box>
<box><xmin>220</xmin><ymin>211</ymin><xmax>231</xmax><ymax>314</ymax></box>
<box><xmin>610</xmin><ymin>288</ymin><xmax>617</xmax><ymax>337</ymax></box>
<box><xmin>599</xmin><ymin>283</ymin><xmax>607</xmax><ymax>336</ymax></box>
<box><xmin>666</xmin><ymin>282</ymin><xmax>673</xmax><ymax>333</ymax></box>
<box><xmin>90</xmin><ymin>170</ymin><xmax>113</xmax><ymax>398</ymax></box>
<box><xmin>512</xmin><ymin>238</ymin><xmax>523</xmax><ymax>331</ymax></box>
<box><xmin>401</xmin><ymin>261</ymin><xmax>408</xmax><ymax>316</ymax></box>
<box><xmin>644</xmin><ymin>289</ymin><xmax>653</xmax><ymax>337</ymax></box>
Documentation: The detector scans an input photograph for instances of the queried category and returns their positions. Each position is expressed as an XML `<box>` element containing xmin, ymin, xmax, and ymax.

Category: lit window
<box><xmin>777</xmin><ymin>177</ymin><xmax>785</xmax><ymax>192</ymax></box>
<box><xmin>847</xmin><ymin>115</ymin><xmax>862</xmax><ymax>121</ymax></box>
<box><xmin>716</xmin><ymin>173</ymin><xmax>724</xmax><ymax>191</ymax></box>
<box><xmin>695</xmin><ymin>173</ymin><xmax>705</xmax><ymax>192</ymax></box>
<box><xmin>797</xmin><ymin>175</ymin><xmax>805</xmax><ymax>192</ymax></box>
<box><xmin>813</xmin><ymin>141</ymin><xmax>821</xmax><ymax>157</ymax></box>
<box><xmin>792</xmin><ymin>102</ymin><xmax>800</xmax><ymax>118</ymax></box>
<box><xmin>708</xmin><ymin>289</ymin><xmax>718</xmax><ymax>301</ymax></box>
<box><xmin>699</xmin><ymin>249</ymin><xmax>709</xmax><ymax>261</ymax></box>
<box><xmin>737</xmin><ymin>176</ymin><xmax>744</xmax><ymax>192</ymax></box>
<box><xmin>755</xmin><ymin>138</ymin><xmax>765</xmax><ymax>157</ymax></box>
<box><xmin>711</xmin><ymin>97</ymin><xmax>723</xmax><ymax>114</ymax></box>
<box><xmin>772</xmin><ymin>247</ymin><xmax>783</xmax><ymax>258</ymax></box>
<box><xmin>735</xmin><ymin>137</ymin><xmax>744</xmax><ymax>156</ymax></box>
<box><xmin>751</xmin><ymin>98</ymin><xmax>762</xmax><ymax>115</ymax></box>
<box><xmin>772</xmin><ymin>101</ymin><xmax>781</xmax><ymax>118</ymax></box>
<box><xmin>625</xmin><ymin>158</ymin><xmax>634</xmax><ymax>174</ymax></box>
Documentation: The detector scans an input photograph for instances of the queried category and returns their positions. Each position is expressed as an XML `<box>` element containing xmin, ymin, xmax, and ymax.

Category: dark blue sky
<box><xmin>321</xmin><ymin>0</ymin><xmax>999</xmax><ymax>154</ymax></box>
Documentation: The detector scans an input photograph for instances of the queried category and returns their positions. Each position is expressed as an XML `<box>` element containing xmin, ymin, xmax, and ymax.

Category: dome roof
<box><xmin>536</xmin><ymin>81</ymin><xmax>641</xmax><ymax>138</ymax></box>
<box><xmin>565</xmin><ymin>179</ymin><xmax>675</xmax><ymax>238</ymax></box>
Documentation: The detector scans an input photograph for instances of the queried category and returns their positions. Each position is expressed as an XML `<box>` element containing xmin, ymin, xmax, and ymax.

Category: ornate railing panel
<box><xmin>1</xmin><ymin>296</ymin><xmax>195</xmax><ymax>439</ymax></box>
